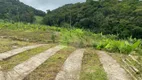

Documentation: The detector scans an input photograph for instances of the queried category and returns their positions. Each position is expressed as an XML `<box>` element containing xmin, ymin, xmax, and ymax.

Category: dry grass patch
<box><xmin>0</xmin><ymin>38</ymin><xmax>32</xmax><ymax>53</ymax></box>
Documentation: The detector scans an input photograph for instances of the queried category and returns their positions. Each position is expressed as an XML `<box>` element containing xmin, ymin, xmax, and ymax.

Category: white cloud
<box><xmin>19</xmin><ymin>0</ymin><xmax>85</xmax><ymax>12</ymax></box>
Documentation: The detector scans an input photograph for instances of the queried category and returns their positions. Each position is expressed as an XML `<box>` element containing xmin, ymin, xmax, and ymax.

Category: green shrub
<box><xmin>51</xmin><ymin>33</ymin><xmax>56</xmax><ymax>43</ymax></box>
<box><xmin>94</xmin><ymin>38</ymin><xmax>142</xmax><ymax>54</ymax></box>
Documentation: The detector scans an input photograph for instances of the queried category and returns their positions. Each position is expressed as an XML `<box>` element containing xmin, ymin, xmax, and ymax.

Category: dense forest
<box><xmin>43</xmin><ymin>0</ymin><xmax>142</xmax><ymax>38</ymax></box>
<box><xmin>0</xmin><ymin>0</ymin><xmax>45</xmax><ymax>23</ymax></box>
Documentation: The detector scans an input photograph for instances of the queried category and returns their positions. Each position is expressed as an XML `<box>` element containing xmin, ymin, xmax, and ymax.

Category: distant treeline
<box><xmin>0</xmin><ymin>0</ymin><xmax>45</xmax><ymax>23</ymax></box>
<box><xmin>43</xmin><ymin>0</ymin><xmax>142</xmax><ymax>38</ymax></box>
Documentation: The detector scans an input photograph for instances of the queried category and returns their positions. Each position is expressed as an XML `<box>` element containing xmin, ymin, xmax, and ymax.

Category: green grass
<box><xmin>24</xmin><ymin>47</ymin><xmax>76</xmax><ymax>80</ymax></box>
<box><xmin>34</xmin><ymin>16</ymin><xmax>43</xmax><ymax>24</ymax></box>
<box><xmin>0</xmin><ymin>44</ymin><xmax>55</xmax><ymax>71</ymax></box>
<box><xmin>80</xmin><ymin>48</ymin><xmax>108</xmax><ymax>80</ymax></box>
<box><xmin>0</xmin><ymin>38</ymin><xmax>32</xmax><ymax>53</ymax></box>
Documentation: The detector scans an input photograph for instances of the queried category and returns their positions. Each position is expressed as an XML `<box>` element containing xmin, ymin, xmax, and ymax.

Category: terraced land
<box><xmin>0</xmin><ymin>38</ymin><xmax>140</xmax><ymax>80</ymax></box>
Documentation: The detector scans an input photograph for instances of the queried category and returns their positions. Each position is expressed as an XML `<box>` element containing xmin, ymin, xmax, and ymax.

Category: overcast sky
<box><xmin>19</xmin><ymin>0</ymin><xmax>86</xmax><ymax>12</ymax></box>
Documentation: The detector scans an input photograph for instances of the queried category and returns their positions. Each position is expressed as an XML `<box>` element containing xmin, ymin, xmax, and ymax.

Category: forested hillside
<box><xmin>0</xmin><ymin>0</ymin><xmax>45</xmax><ymax>23</ymax></box>
<box><xmin>43</xmin><ymin>0</ymin><xmax>142</xmax><ymax>38</ymax></box>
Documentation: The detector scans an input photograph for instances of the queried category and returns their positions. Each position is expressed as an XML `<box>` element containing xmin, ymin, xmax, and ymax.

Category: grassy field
<box><xmin>34</xmin><ymin>16</ymin><xmax>43</xmax><ymax>24</ymax></box>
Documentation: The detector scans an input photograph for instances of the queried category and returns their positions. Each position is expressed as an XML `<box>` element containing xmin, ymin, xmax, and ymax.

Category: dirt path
<box><xmin>96</xmin><ymin>50</ymin><xmax>131</xmax><ymax>80</ymax></box>
<box><xmin>0</xmin><ymin>44</ymin><xmax>45</xmax><ymax>61</ymax></box>
<box><xmin>55</xmin><ymin>49</ymin><xmax>85</xmax><ymax>80</ymax></box>
<box><xmin>0</xmin><ymin>45</ymin><xmax>65</xmax><ymax>80</ymax></box>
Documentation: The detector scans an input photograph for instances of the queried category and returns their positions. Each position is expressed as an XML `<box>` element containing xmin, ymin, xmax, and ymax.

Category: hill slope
<box><xmin>0</xmin><ymin>0</ymin><xmax>45</xmax><ymax>23</ymax></box>
<box><xmin>43</xmin><ymin>0</ymin><xmax>142</xmax><ymax>38</ymax></box>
